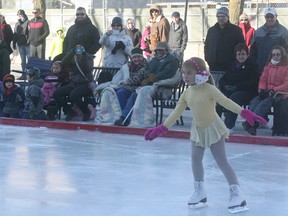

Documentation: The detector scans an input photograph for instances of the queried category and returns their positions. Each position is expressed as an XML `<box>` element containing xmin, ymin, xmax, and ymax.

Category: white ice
<box><xmin>0</xmin><ymin>125</ymin><xmax>287</xmax><ymax>216</ymax></box>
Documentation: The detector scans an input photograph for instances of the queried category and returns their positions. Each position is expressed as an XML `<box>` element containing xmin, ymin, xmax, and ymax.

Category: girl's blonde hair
<box><xmin>182</xmin><ymin>57</ymin><xmax>215</xmax><ymax>85</ymax></box>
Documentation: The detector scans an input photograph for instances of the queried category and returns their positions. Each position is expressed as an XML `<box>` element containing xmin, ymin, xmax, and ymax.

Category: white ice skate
<box><xmin>187</xmin><ymin>181</ymin><xmax>207</xmax><ymax>208</ymax></box>
<box><xmin>228</xmin><ymin>184</ymin><xmax>248</xmax><ymax>213</ymax></box>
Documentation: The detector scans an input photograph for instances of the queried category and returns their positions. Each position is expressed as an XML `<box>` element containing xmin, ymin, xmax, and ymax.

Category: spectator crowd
<box><xmin>0</xmin><ymin>4</ymin><xmax>288</xmax><ymax>136</ymax></box>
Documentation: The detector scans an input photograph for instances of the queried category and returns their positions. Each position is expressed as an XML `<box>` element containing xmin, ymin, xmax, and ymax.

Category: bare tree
<box><xmin>229</xmin><ymin>0</ymin><xmax>245</xmax><ymax>25</ymax></box>
<box><xmin>32</xmin><ymin>0</ymin><xmax>47</xmax><ymax>19</ymax></box>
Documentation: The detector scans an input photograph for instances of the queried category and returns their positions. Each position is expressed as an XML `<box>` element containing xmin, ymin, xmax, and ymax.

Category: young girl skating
<box><xmin>144</xmin><ymin>57</ymin><xmax>267</xmax><ymax>213</ymax></box>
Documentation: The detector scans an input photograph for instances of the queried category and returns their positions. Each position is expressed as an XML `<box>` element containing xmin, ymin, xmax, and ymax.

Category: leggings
<box><xmin>191</xmin><ymin>136</ymin><xmax>239</xmax><ymax>185</ymax></box>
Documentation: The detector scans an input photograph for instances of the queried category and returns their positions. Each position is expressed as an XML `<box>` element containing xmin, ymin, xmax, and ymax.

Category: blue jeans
<box><xmin>116</xmin><ymin>88</ymin><xmax>137</xmax><ymax>120</ymax></box>
<box><xmin>18</xmin><ymin>45</ymin><xmax>30</xmax><ymax>72</ymax></box>
<box><xmin>249</xmin><ymin>95</ymin><xmax>274</xmax><ymax>118</ymax></box>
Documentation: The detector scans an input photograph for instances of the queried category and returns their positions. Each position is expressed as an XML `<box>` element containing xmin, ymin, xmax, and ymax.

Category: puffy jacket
<box><xmin>258</xmin><ymin>62</ymin><xmax>288</xmax><ymax>92</ymax></box>
<box><xmin>28</xmin><ymin>16</ymin><xmax>50</xmax><ymax>46</ymax></box>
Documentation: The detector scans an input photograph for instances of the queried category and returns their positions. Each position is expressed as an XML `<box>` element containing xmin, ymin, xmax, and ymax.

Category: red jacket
<box><xmin>258</xmin><ymin>62</ymin><xmax>288</xmax><ymax>92</ymax></box>
<box><xmin>239</xmin><ymin>22</ymin><xmax>255</xmax><ymax>51</ymax></box>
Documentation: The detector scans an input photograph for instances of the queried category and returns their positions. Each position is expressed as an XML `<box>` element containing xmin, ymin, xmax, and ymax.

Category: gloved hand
<box><xmin>258</xmin><ymin>89</ymin><xmax>268</xmax><ymax>99</ymax></box>
<box><xmin>141</xmin><ymin>78</ymin><xmax>149</xmax><ymax>86</ymax></box>
<box><xmin>144</xmin><ymin>124</ymin><xmax>168</xmax><ymax>141</ymax></box>
<box><xmin>268</xmin><ymin>89</ymin><xmax>275</xmax><ymax>97</ymax></box>
<box><xmin>223</xmin><ymin>85</ymin><xmax>237</xmax><ymax>94</ymax></box>
<box><xmin>115</xmin><ymin>41</ymin><xmax>126</xmax><ymax>50</ymax></box>
<box><xmin>147</xmin><ymin>73</ymin><xmax>158</xmax><ymax>84</ymax></box>
<box><xmin>240</xmin><ymin>109</ymin><xmax>267</xmax><ymax>127</ymax></box>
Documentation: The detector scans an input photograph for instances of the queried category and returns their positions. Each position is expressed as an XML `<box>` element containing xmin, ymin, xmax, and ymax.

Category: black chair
<box><xmin>153</xmin><ymin>80</ymin><xmax>188</xmax><ymax>125</ymax></box>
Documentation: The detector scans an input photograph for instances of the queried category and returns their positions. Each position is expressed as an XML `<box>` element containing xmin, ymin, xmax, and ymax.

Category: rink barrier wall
<box><xmin>0</xmin><ymin>118</ymin><xmax>287</xmax><ymax>147</ymax></box>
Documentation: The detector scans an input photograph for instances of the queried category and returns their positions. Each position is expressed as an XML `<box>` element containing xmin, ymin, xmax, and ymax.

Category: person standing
<box><xmin>28</xmin><ymin>7</ymin><xmax>50</xmax><ymax>59</ymax></box>
<box><xmin>13</xmin><ymin>9</ymin><xmax>30</xmax><ymax>78</ymax></box>
<box><xmin>168</xmin><ymin>11</ymin><xmax>188</xmax><ymax>66</ymax></box>
<box><xmin>148</xmin><ymin>4</ymin><xmax>170</xmax><ymax>52</ymax></box>
<box><xmin>238</xmin><ymin>13</ymin><xmax>255</xmax><ymax>52</ymax></box>
<box><xmin>99</xmin><ymin>16</ymin><xmax>133</xmax><ymax>68</ymax></box>
<box><xmin>63</xmin><ymin>7</ymin><xmax>101</xmax><ymax>56</ymax></box>
<box><xmin>124</xmin><ymin>18</ymin><xmax>142</xmax><ymax>48</ymax></box>
<box><xmin>0</xmin><ymin>15</ymin><xmax>13</xmax><ymax>81</ymax></box>
<box><xmin>204</xmin><ymin>6</ymin><xmax>244</xmax><ymax>72</ymax></box>
<box><xmin>49</xmin><ymin>27</ymin><xmax>65</xmax><ymax>61</ymax></box>
<box><xmin>140</xmin><ymin>19</ymin><xmax>152</xmax><ymax>61</ymax></box>
<box><xmin>250</xmin><ymin>7</ymin><xmax>288</xmax><ymax>74</ymax></box>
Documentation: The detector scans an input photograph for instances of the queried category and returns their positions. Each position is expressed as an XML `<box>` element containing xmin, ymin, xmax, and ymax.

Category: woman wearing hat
<box><xmin>147</xmin><ymin>4</ymin><xmax>170</xmax><ymax>52</ymax></box>
<box><xmin>97</xmin><ymin>47</ymin><xmax>149</xmax><ymax>125</ymax></box>
<box><xmin>99</xmin><ymin>16</ymin><xmax>133</xmax><ymax>68</ymax></box>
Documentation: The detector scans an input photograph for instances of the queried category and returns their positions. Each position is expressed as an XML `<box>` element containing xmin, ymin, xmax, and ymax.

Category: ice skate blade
<box><xmin>228</xmin><ymin>206</ymin><xmax>249</xmax><ymax>214</ymax></box>
<box><xmin>188</xmin><ymin>202</ymin><xmax>207</xmax><ymax>209</ymax></box>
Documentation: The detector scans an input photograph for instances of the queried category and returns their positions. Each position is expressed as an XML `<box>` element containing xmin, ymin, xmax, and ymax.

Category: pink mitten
<box><xmin>144</xmin><ymin>124</ymin><xmax>168</xmax><ymax>141</ymax></box>
<box><xmin>240</xmin><ymin>109</ymin><xmax>268</xmax><ymax>127</ymax></box>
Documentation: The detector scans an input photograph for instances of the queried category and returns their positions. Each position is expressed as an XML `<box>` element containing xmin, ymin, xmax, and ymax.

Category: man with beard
<box><xmin>63</xmin><ymin>7</ymin><xmax>101</xmax><ymax>57</ymax></box>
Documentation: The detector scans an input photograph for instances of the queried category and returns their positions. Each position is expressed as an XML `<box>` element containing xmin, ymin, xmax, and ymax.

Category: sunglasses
<box><xmin>240</xmin><ymin>19</ymin><xmax>248</xmax><ymax>21</ymax></box>
<box><xmin>151</xmin><ymin>10</ymin><xmax>159</xmax><ymax>13</ymax></box>
<box><xmin>76</xmin><ymin>13</ymin><xmax>85</xmax><ymax>16</ymax></box>
<box><xmin>265</xmin><ymin>15</ymin><xmax>275</xmax><ymax>19</ymax></box>
<box><xmin>272</xmin><ymin>53</ymin><xmax>281</xmax><ymax>57</ymax></box>
<box><xmin>112</xmin><ymin>24</ymin><xmax>121</xmax><ymax>27</ymax></box>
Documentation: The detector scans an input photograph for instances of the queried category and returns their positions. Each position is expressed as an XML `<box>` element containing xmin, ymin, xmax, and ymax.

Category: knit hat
<box><xmin>172</xmin><ymin>11</ymin><xmax>180</xmax><ymax>17</ymax></box>
<box><xmin>217</xmin><ymin>6</ymin><xmax>229</xmax><ymax>18</ymax></box>
<box><xmin>27</xmin><ymin>67</ymin><xmax>41</xmax><ymax>79</ymax></box>
<box><xmin>155</xmin><ymin>41</ymin><xmax>169</xmax><ymax>50</ymax></box>
<box><xmin>264</xmin><ymin>7</ymin><xmax>277</xmax><ymax>16</ymax></box>
<box><xmin>131</xmin><ymin>48</ymin><xmax>143</xmax><ymax>58</ymax></box>
<box><xmin>3</xmin><ymin>74</ymin><xmax>15</xmax><ymax>84</ymax></box>
<box><xmin>239</xmin><ymin>13</ymin><xmax>248</xmax><ymax>20</ymax></box>
<box><xmin>112</xmin><ymin>17</ymin><xmax>123</xmax><ymax>27</ymax></box>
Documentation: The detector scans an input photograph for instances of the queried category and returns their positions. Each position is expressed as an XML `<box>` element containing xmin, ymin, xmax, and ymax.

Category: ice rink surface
<box><xmin>0</xmin><ymin>125</ymin><xmax>287</xmax><ymax>216</ymax></box>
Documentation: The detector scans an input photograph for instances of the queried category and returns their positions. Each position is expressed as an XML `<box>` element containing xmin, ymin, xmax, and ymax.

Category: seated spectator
<box><xmin>99</xmin><ymin>16</ymin><xmax>133</xmax><ymax>68</ymax></box>
<box><xmin>53</xmin><ymin>45</ymin><xmax>95</xmax><ymax>121</ymax></box>
<box><xmin>0</xmin><ymin>74</ymin><xmax>25</xmax><ymax>118</ymax></box>
<box><xmin>128</xmin><ymin>41</ymin><xmax>179</xmax><ymax>127</ymax></box>
<box><xmin>97</xmin><ymin>48</ymin><xmax>149</xmax><ymax>125</ymax></box>
<box><xmin>242</xmin><ymin>45</ymin><xmax>288</xmax><ymax>135</ymax></box>
<box><xmin>217</xmin><ymin>43</ymin><xmax>259</xmax><ymax>133</ymax></box>
<box><xmin>124</xmin><ymin>18</ymin><xmax>142</xmax><ymax>48</ymax></box>
<box><xmin>23</xmin><ymin>67</ymin><xmax>47</xmax><ymax>120</ymax></box>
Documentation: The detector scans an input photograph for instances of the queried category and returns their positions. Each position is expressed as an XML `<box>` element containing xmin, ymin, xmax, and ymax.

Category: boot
<box><xmin>228</xmin><ymin>184</ymin><xmax>246</xmax><ymax>210</ymax></box>
<box><xmin>82</xmin><ymin>108</ymin><xmax>91</xmax><ymax>121</ymax></box>
<box><xmin>187</xmin><ymin>181</ymin><xmax>207</xmax><ymax>205</ymax></box>
<box><xmin>114</xmin><ymin>116</ymin><xmax>129</xmax><ymax>126</ymax></box>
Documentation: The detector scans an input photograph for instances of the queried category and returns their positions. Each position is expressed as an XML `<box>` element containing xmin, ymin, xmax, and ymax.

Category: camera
<box><xmin>75</xmin><ymin>46</ymin><xmax>85</xmax><ymax>55</ymax></box>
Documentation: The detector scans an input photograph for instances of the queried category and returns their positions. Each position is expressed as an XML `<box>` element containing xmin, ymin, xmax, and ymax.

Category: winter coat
<box><xmin>13</xmin><ymin>17</ymin><xmax>30</xmax><ymax>47</ymax></box>
<box><xmin>140</xmin><ymin>27</ymin><xmax>151</xmax><ymax>57</ymax></box>
<box><xmin>24</xmin><ymin>78</ymin><xmax>45</xmax><ymax>115</ymax></box>
<box><xmin>124</xmin><ymin>27</ymin><xmax>142</xmax><ymax>48</ymax></box>
<box><xmin>99</xmin><ymin>31</ymin><xmax>133</xmax><ymax>67</ymax></box>
<box><xmin>258</xmin><ymin>62</ymin><xmax>288</xmax><ymax>92</ymax></box>
<box><xmin>250</xmin><ymin>20</ymin><xmax>288</xmax><ymax>74</ymax></box>
<box><xmin>168</xmin><ymin>19</ymin><xmax>188</xmax><ymax>53</ymax></box>
<box><xmin>49</xmin><ymin>27</ymin><xmax>65</xmax><ymax>59</ymax></box>
<box><xmin>1</xmin><ymin>22</ymin><xmax>13</xmax><ymax>54</ymax></box>
<box><xmin>149</xmin><ymin>15</ymin><xmax>170</xmax><ymax>52</ymax></box>
<box><xmin>28</xmin><ymin>16</ymin><xmax>50</xmax><ymax>46</ymax></box>
<box><xmin>239</xmin><ymin>22</ymin><xmax>255</xmax><ymax>52</ymax></box>
<box><xmin>204</xmin><ymin>21</ymin><xmax>244</xmax><ymax>71</ymax></box>
<box><xmin>147</xmin><ymin>53</ymin><xmax>178</xmax><ymax>81</ymax></box>
<box><xmin>219</xmin><ymin>56</ymin><xmax>259</xmax><ymax>97</ymax></box>
<box><xmin>61</xmin><ymin>48</ymin><xmax>94</xmax><ymax>84</ymax></box>
<box><xmin>63</xmin><ymin>16</ymin><xmax>101</xmax><ymax>55</ymax></box>
<box><xmin>0</xmin><ymin>83</ymin><xmax>25</xmax><ymax>117</ymax></box>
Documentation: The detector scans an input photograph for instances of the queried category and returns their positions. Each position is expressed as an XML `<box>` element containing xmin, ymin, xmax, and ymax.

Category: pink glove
<box><xmin>240</xmin><ymin>109</ymin><xmax>268</xmax><ymax>127</ymax></box>
<box><xmin>144</xmin><ymin>124</ymin><xmax>168</xmax><ymax>141</ymax></box>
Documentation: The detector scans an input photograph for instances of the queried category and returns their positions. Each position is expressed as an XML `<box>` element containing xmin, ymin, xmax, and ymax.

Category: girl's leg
<box><xmin>191</xmin><ymin>142</ymin><xmax>205</xmax><ymax>181</ymax></box>
<box><xmin>210</xmin><ymin>137</ymin><xmax>238</xmax><ymax>185</ymax></box>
